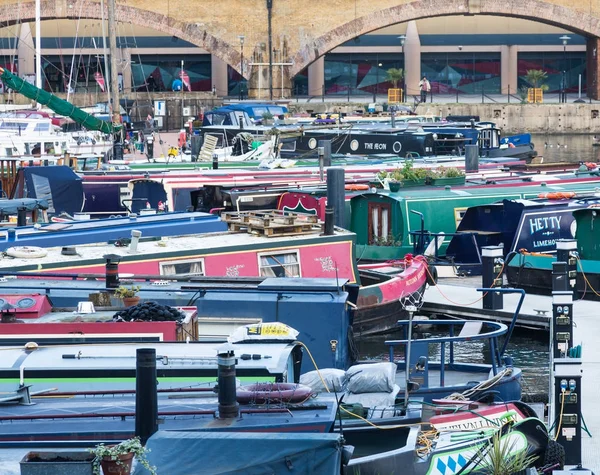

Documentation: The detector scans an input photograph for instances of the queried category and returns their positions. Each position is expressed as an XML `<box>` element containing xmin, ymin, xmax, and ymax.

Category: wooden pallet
<box><xmin>222</xmin><ymin>210</ymin><xmax>321</xmax><ymax>237</ymax></box>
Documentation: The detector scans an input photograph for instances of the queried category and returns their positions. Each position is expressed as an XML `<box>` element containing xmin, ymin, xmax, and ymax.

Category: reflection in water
<box><xmin>358</xmin><ymin>329</ymin><xmax>549</xmax><ymax>400</ymax></box>
<box><xmin>530</xmin><ymin>133</ymin><xmax>600</xmax><ymax>164</ymax></box>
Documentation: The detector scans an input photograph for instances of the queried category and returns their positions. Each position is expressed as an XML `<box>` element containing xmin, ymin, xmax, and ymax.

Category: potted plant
<box><xmin>482</xmin><ymin>429</ymin><xmax>538</xmax><ymax>475</ymax></box>
<box><xmin>398</xmin><ymin>160</ymin><xmax>426</xmax><ymax>187</ymax></box>
<box><xmin>89</xmin><ymin>437</ymin><xmax>156</xmax><ymax>475</ymax></box>
<box><xmin>387</xmin><ymin>168</ymin><xmax>404</xmax><ymax>192</ymax></box>
<box><xmin>385</xmin><ymin>67</ymin><xmax>404</xmax><ymax>103</ymax></box>
<box><xmin>21</xmin><ymin>451</ymin><xmax>96</xmax><ymax>475</ymax></box>
<box><xmin>525</xmin><ymin>69</ymin><xmax>548</xmax><ymax>103</ymax></box>
<box><xmin>261</xmin><ymin>111</ymin><xmax>274</xmax><ymax>125</ymax></box>
<box><xmin>427</xmin><ymin>166</ymin><xmax>466</xmax><ymax>186</ymax></box>
<box><xmin>114</xmin><ymin>285</ymin><xmax>141</xmax><ymax>307</ymax></box>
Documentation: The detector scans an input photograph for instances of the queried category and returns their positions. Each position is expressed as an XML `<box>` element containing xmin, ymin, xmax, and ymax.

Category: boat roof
<box><xmin>0</xmin><ymin>340</ymin><xmax>299</xmax><ymax>375</ymax></box>
<box><xmin>0</xmin><ymin>226</ymin><xmax>354</xmax><ymax>270</ymax></box>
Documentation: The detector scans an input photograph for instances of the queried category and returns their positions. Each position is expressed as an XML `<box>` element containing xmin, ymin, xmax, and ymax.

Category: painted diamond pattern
<box><xmin>436</xmin><ymin>458</ymin><xmax>447</xmax><ymax>474</ymax></box>
<box><xmin>457</xmin><ymin>454</ymin><xmax>467</xmax><ymax>466</ymax></box>
<box><xmin>447</xmin><ymin>457</ymin><xmax>457</xmax><ymax>471</ymax></box>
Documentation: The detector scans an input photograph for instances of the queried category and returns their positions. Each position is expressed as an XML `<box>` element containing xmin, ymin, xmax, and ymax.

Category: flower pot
<box><xmin>20</xmin><ymin>451</ymin><xmax>95</xmax><ymax>475</ymax></box>
<box><xmin>122</xmin><ymin>296</ymin><xmax>140</xmax><ymax>307</ymax></box>
<box><xmin>388</xmin><ymin>181</ymin><xmax>401</xmax><ymax>192</ymax></box>
<box><xmin>401</xmin><ymin>178</ymin><xmax>426</xmax><ymax>188</ymax></box>
<box><xmin>427</xmin><ymin>176</ymin><xmax>466</xmax><ymax>186</ymax></box>
<box><xmin>100</xmin><ymin>452</ymin><xmax>134</xmax><ymax>475</ymax></box>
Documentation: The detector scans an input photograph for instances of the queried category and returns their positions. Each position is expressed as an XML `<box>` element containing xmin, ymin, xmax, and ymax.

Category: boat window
<box><xmin>368</xmin><ymin>202</ymin><xmax>391</xmax><ymax>245</ymax></box>
<box><xmin>31</xmin><ymin>143</ymin><xmax>41</xmax><ymax>156</ymax></box>
<box><xmin>258</xmin><ymin>251</ymin><xmax>300</xmax><ymax>277</ymax></box>
<box><xmin>454</xmin><ymin>207</ymin><xmax>468</xmax><ymax>229</ymax></box>
<box><xmin>160</xmin><ymin>259</ymin><xmax>205</xmax><ymax>276</ymax></box>
<box><xmin>4</xmin><ymin>148</ymin><xmax>12</xmax><ymax>157</ymax></box>
<box><xmin>44</xmin><ymin>143</ymin><xmax>55</xmax><ymax>154</ymax></box>
<box><xmin>280</xmin><ymin>140</ymin><xmax>296</xmax><ymax>152</ymax></box>
<box><xmin>34</xmin><ymin>122</ymin><xmax>50</xmax><ymax>132</ymax></box>
<box><xmin>252</xmin><ymin>107</ymin><xmax>267</xmax><ymax>118</ymax></box>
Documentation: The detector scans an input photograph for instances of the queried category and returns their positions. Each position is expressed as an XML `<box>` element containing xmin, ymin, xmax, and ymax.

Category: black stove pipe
<box><xmin>135</xmin><ymin>348</ymin><xmax>158</xmax><ymax>444</ymax></box>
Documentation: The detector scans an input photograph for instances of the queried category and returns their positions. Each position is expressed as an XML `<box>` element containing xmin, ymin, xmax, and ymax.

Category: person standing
<box><xmin>419</xmin><ymin>76</ymin><xmax>431</xmax><ymax>103</ymax></box>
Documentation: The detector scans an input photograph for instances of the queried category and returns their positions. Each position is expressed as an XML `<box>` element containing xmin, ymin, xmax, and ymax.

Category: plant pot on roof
<box><xmin>114</xmin><ymin>285</ymin><xmax>141</xmax><ymax>307</ymax></box>
<box><xmin>20</xmin><ymin>451</ymin><xmax>96</xmax><ymax>475</ymax></box>
<box><xmin>426</xmin><ymin>166</ymin><xmax>466</xmax><ymax>186</ymax></box>
<box><xmin>89</xmin><ymin>437</ymin><xmax>156</xmax><ymax>475</ymax></box>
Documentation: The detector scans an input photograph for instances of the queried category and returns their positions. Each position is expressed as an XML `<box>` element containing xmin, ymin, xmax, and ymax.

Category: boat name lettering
<box><xmin>529</xmin><ymin>215</ymin><xmax>561</xmax><ymax>235</ymax></box>
<box><xmin>437</xmin><ymin>412</ymin><xmax>518</xmax><ymax>431</ymax></box>
<box><xmin>533</xmin><ymin>239</ymin><xmax>556</xmax><ymax>249</ymax></box>
<box><xmin>364</xmin><ymin>142</ymin><xmax>387</xmax><ymax>151</ymax></box>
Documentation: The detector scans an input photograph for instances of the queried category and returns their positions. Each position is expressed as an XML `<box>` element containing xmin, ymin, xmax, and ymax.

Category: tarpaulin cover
<box><xmin>0</xmin><ymin>198</ymin><xmax>48</xmax><ymax>215</ymax></box>
<box><xmin>0</xmin><ymin>67</ymin><xmax>118</xmax><ymax>134</ymax></box>
<box><xmin>21</xmin><ymin>166</ymin><xmax>84</xmax><ymax>216</ymax></box>
<box><xmin>133</xmin><ymin>431</ymin><xmax>344</xmax><ymax>475</ymax></box>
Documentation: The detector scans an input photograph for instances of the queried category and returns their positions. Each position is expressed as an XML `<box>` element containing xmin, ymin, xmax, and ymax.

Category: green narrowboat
<box><xmin>350</xmin><ymin>179</ymin><xmax>600</xmax><ymax>262</ymax></box>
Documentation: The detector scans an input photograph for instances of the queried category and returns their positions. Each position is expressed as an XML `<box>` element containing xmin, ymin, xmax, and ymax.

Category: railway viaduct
<box><xmin>1</xmin><ymin>0</ymin><xmax>600</xmax><ymax>97</ymax></box>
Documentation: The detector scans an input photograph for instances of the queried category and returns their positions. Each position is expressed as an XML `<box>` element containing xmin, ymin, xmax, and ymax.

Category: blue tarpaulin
<box><xmin>20</xmin><ymin>166</ymin><xmax>84</xmax><ymax>216</ymax></box>
<box><xmin>133</xmin><ymin>431</ymin><xmax>345</xmax><ymax>475</ymax></box>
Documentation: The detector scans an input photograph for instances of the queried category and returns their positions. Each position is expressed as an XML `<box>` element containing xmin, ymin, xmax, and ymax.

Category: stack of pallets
<box><xmin>221</xmin><ymin>210</ymin><xmax>321</xmax><ymax>237</ymax></box>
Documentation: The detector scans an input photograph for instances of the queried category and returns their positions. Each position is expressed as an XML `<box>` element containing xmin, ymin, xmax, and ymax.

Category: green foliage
<box><xmin>89</xmin><ymin>437</ymin><xmax>156</xmax><ymax>475</ymax></box>
<box><xmin>262</xmin><ymin>111</ymin><xmax>274</xmax><ymax>120</ymax></box>
<box><xmin>481</xmin><ymin>429</ymin><xmax>538</xmax><ymax>474</ymax></box>
<box><xmin>370</xmin><ymin>233</ymin><xmax>402</xmax><ymax>247</ymax></box>
<box><xmin>114</xmin><ymin>285</ymin><xmax>141</xmax><ymax>298</ymax></box>
<box><xmin>525</xmin><ymin>69</ymin><xmax>548</xmax><ymax>89</ymax></box>
<box><xmin>385</xmin><ymin>68</ymin><xmax>404</xmax><ymax>88</ymax></box>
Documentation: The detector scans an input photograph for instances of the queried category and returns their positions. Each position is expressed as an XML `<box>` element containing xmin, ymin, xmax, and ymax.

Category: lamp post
<box><xmin>559</xmin><ymin>35</ymin><xmax>570</xmax><ymax>103</ymax></box>
<box><xmin>238</xmin><ymin>35</ymin><xmax>245</xmax><ymax>100</ymax></box>
<box><xmin>398</xmin><ymin>35</ymin><xmax>406</xmax><ymax>101</ymax></box>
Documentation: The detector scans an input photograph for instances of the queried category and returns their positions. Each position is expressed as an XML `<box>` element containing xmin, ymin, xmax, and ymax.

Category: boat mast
<box><xmin>35</xmin><ymin>0</ymin><xmax>41</xmax><ymax>109</ymax></box>
<box><xmin>107</xmin><ymin>0</ymin><xmax>120</xmax><ymax>126</ymax></box>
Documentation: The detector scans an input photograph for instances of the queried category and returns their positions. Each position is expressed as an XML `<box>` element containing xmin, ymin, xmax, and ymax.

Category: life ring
<box><xmin>236</xmin><ymin>383</ymin><xmax>313</xmax><ymax>404</ymax></box>
<box><xmin>5</xmin><ymin>246</ymin><xmax>48</xmax><ymax>259</ymax></box>
<box><xmin>345</xmin><ymin>184</ymin><xmax>370</xmax><ymax>191</ymax></box>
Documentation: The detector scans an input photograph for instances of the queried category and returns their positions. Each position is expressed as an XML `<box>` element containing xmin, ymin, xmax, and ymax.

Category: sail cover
<box><xmin>0</xmin><ymin>67</ymin><xmax>117</xmax><ymax>135</ymax></box>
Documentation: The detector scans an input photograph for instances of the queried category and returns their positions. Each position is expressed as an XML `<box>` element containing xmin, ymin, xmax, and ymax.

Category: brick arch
<box><xmin>0</xmin><ymin>0</ymin><xmax>244</xmax><ymax>74</ymax></box>
<box><xmin>290</xmin><ymin>0</ymin><xmax>600</xmax><ymax>76</ymax></box>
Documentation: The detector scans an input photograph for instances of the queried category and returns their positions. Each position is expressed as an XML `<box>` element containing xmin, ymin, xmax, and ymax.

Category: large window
<box><xmin>132</xmin><ymin>54</ymin><xmax>211</xmax><ymax>92</ymax></box>
<box><xmin>160</xmin><ymin>258</ymin><xmax>205</xmax><ymax>276</ymax></box>
<box><xmin>258</xmin><ymin>251</ymin><xmax>300</xmax><ymax>278</ymax></box>
<box><xmin>518</xmin><ymin>52</ymin><xmax>586</xmax><ymax>93</ymax></box>
<box><xmin>422</xmin><ymin>53</ymin><xmax>501</xmax><ymax>94</ymax></box>
<box><xmin>368</xmin><ymin>202</ymin><xmax>391</xmax><ymax>245</ymax></box>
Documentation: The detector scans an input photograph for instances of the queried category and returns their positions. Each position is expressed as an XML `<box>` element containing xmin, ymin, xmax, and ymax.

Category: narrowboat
<box><xmin>0</xmin><ymin>210</ymin><xmax>430</xmax><ymax>337</ymax></box>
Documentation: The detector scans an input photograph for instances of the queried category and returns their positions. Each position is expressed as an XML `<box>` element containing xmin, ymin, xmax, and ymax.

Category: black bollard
<box><xmin>16</xmin><ymin>208</ymin><xmax>27</xmax><ymax>227</ymax></box>
<box><xmin>103</xmin><ymin>254</ymin><xmax>122</xmax><ymax>289</ymax></box>
<box><xmin>324</xmin><ymin>206</ymin><xmax>334</xmax><ymax>235</ymax></box>
<box><xmin>326</xmin><ymin>168</ymin><xmax>345</xmax><ymax>229</ymax></box>
<box><xmin>212</xmin><ymin>153</ymin><xmax>219</xmax><ymax>170</ymax></box>
<box><xmin>135</xmin><ymin>348</ymin><xmax>158</xmax><ymax>444</ymax></box>
<box><xmin>218</xmin><ymin>350</ymin><xmax>239</xmax><ymax>419</ymax></box>
<box><xmin>481</xmin><ymin>246</ymin><xmax>504</xmax><ymax>310</ymax></box>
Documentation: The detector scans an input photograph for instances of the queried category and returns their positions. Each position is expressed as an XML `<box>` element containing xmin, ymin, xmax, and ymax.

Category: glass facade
<box><xmin>42</xmin><ymin>56</ymin><xmax>108</xmax><ymax>93</ymax></box>
<box><xmin>131</xmin><ymin>54</ymin><xmax>211</xmax><ymax>92</ymax></box>
<box><xmin>421</xmin><ymin>53</ymin><xmax>501</xmax><ymax>94</ymax></box>
<box><xmin>518</xmin><ymin>52</ymin><xmax>586</xmax><ymax>92</ymax></box>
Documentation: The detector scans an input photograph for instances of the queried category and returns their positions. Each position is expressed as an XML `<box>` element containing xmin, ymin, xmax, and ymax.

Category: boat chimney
<box><xmin>465</xmin><ymin>144</ymin><xmax>479</xmax><ymax>173</ymax></box>
<box><xmin>324</xmin><ymin>206</ymin><xmax>335</xmax><ymax>235</ymax></box>
<box><xmin>129</xmin><ymin>230</ymin><xmax>142</xmax><ymax>253</ymax></box>
<box><xmin>135</xmin><ymin>348</ymin><xmax>158</xmax><ymax>444</ymax></box>
<box><xmin>217</xmin><ymin>349</ymin><xmax>239</xmax><ymax>419</ymax></box>
<box><xmin>103</xmin><ymin>254</ymin><xmax>122</xmax><ymax>288</ymax></box>
<box><xmin>326</xmin><ymin>167</ymin><xmax>346</xmax><ymax>229</ymax></box>
<box><xmin>16</xmin><ymin>208</ymin><xmax>27</xmax><ymax>227</ymax></box>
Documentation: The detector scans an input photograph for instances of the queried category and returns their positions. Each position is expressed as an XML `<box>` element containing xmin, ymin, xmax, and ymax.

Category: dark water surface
<box><xmin>530</xmin><ymin>133</ymin><xmax>600</xmax><ymax>164</ymax></box>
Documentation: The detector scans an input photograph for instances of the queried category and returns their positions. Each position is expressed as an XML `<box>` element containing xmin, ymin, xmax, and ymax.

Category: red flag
<box><xmin>94</xmin><ymin>71</ymin><xmax>105</xmax><ymax>92</ymax></box>
<box><xmin>179</xmin><ymin>69</ymin><xmax>191</xmax><ymax>91</ymax></box>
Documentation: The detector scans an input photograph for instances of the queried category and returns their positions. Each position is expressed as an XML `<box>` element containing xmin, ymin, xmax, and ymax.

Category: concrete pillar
<box><xmin>587</xmin><ymin>37</ymin><xmax>600</xmax><ymax>100</ymax></box>
<box><xmin>501</xmin><ymin>45</ymin><xmax>518</xmax><ymax>95</ymax></box>
<box><xmin>404</xmin><ymin>20</ymin><xmax>421</xmax><ymax>99</ymax></box>
<box><xmin>308</xmin><ymin>56</ymin><xmax>325</xmax><ymax>97</ymax></box>
<box><xmin>211</xmin><ymin>55</ymin><xmax>228</xmax><ymax>97</ymax></box>
<box><xmin>17</xmin><ymin>23</ymin><xmax>34</xmax><ymax>76</ymax></box>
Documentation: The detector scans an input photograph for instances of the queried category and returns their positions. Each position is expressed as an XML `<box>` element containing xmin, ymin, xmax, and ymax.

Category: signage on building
<box><xmin>154</xmin><ymin>100</ymin><xmax>166</xmax><ymax>116</ymax></box>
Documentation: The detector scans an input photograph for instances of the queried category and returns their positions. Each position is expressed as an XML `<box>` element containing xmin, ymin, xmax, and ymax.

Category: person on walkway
<box><xmin>419</xmin><ymin>76</ymin><xmax>431</xmax><ymax>103</ymax></box>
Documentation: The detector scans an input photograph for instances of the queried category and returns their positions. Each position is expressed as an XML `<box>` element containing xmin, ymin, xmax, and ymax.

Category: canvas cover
<box><xmin>21</xmin><ymin>166</ymin><xmax>84</xmax><ymax>216</ymax></box>
<box><xmin>133</xmin><ymin>431</ymin><xmax>344</xmax><ymax>475</ymax></box>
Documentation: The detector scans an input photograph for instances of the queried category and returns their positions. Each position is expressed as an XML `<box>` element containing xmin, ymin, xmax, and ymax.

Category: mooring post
<box><xmin>326</xmin><ymin>167</ymin><xmax>345</xmax><ymax>229</ymax></box>
<box><xmin>135</xmin><ymin>348</ymin><xmax>158</xmax><ymax>444</ymax></box>
<box><xmin>218</xmin><ymin>350</ymin><xmax>239</xmax><ymax>419</ymax></box>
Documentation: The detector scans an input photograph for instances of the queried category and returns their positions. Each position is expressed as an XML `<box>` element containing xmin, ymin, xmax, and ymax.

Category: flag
<box><xmin>179</xmin><ymin>69</ymin><xmax>191</xmax><ymax>91</ymax></box>
<box><xmin>93</xmin><ymin>71</ymin><xmax>105</xmax><ymax>92</ymax></box>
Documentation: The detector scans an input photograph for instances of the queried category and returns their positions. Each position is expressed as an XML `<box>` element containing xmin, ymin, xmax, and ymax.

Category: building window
<box><xmin>368</xmin><ymin>202</ymin><xmax>391</xmax><ymax>245</ymax></box>
<box><xmin>160</xmin><ymin>258</ymin><xmax>204</xmax><ymax>276</ymax></box>
<box><xmin>258</xmin><ymin>251</ymin><xmax>300</xmax><ymax>277</ymax></box>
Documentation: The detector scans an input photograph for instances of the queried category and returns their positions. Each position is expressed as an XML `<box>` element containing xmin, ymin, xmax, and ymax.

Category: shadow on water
<box><xmin>530</xmin><ymin>133</ymin><xmax>600</xmax><ymax>164</ymax></box>
<box><xmin>357</xmin><ymin>325</ymin><xmax>549</xmax><ymax>401</ymax></box>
